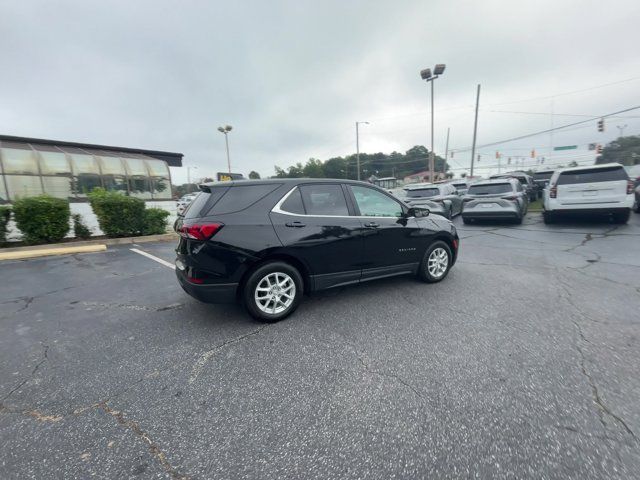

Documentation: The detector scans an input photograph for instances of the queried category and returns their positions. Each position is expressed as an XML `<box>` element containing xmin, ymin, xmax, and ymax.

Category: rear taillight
<box><xmin>628</xmin><ymin>180</ymin><xmax>634</xmax><ymax>195</ymax></box>
<box><xmin>550</xmin><ymin>186</ymin><xmax>557</xmax><ymax>198</ymax></box>
<box><xmin>452</xmin><ymin>239</ymin><xmax>458</xmax><ymax>251</ymax></box>
<box><xmin>178</xmin><ymin>222</ymin><xmax>224</xmax><ymax>241</ymax></box>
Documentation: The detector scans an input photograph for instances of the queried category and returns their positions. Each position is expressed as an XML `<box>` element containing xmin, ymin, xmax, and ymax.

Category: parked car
<box><xmin>490</xmin><ymin>172</ymin><xmax>537</xmax><ymax>202</ymax></box>
<box><xmin>461</xmin><ymin>178</ymin><xmax>528</xmax><ymax>224</ymax></box>
<box><xmin>174</xmin><ymin>179</ymin><xmax>459</xmax><ymax>321</ymax></box>
<box><xmin>543</xmin><ymin>163</ymin><xmax>634</xmax><ymax>224</ymax></box>
<box><xmin>403</xmin><ymin>182</ymin><xmax>463</xmax><ymax>219</ymax></box>
<box><xmin>448</xmin><ymin>179</ymin><xmax>472</xmax><ymax>195</ymax></box>
<box><xmin>532</xmin><ymin>170</ymin><xmax>555</xmax><ymax>199</ymax></box>
<box><xmin>635</xmin><ymin>183</ymin><xmax>640</xmax><ymax>214</ymax></box>
<box><xmin>176</xmin><ymin>193</ymin><xmax>199</xmax><ymax>216</ymax></box>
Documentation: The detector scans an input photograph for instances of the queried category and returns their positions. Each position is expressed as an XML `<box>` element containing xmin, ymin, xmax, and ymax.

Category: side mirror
<box><xmin>407</xmin><ymin>206</ymin><xmax>429</xmax><ymax>218</ymax></box>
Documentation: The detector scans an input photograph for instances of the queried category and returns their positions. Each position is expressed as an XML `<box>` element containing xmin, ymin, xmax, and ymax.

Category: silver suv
<box><xmin>462</xmin><ymin>178</ymin><xmax>528</xmax><ymax>224</ymax></box>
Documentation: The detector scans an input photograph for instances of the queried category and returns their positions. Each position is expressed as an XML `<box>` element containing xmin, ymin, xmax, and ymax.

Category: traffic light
<box><xmin>477</xmin><ymin>154</ymin><xmax>481</xmax><ymax>162</ymax></box>
<box><xmin>596</xmin><ymin>144</ymin><xmax>603</xmax><ymax>154</ymax></box>
<box><xmin>508</xmin><ymin>157</ymin><xmax>511</xmax><ymax>165</ymax></box>
<box><xmin>450</xmin><ymin>151</ymin><xmax>454</xmax><ymax>158</ymax></box>
<box><xmin>597</xmin><ymin>118</ymin><xmax>605</xmax><ymax>132</ymax></box>
<box><xmin>530</xmin><ymin>149</ymin><xmax>536</xmax><ymax>158</ymax></box>
<box><xmin>495</xmin><ymin>151</ymin><xmax>500</xmax><ymax>159</ymax></box>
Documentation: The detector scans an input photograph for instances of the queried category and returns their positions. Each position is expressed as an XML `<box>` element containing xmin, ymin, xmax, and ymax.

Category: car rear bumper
<box><xmin>544</xmin><ymin>207</ymin><xmax>630</xmax><ymax>216</ymax></box>
<box><xmin>176</xmin><ymin>268</ymin><xmax>238</xmax><ymax>303</ymax></box>
<box><xmin>462</xmin><ymin>203</ymin><xmax>520</xmax><ymax>219</ymax></box>
<box><xmin>462</xmin><ymin>211</ymin><xmax>520</xmax><ymax>220</ymax></box>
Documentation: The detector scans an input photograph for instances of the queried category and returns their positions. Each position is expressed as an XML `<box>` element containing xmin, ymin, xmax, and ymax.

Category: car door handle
<box><xmin>285</xmin><ymin>221</ymin><xmax>306</xmax><ymax>228</ymax></box>
<box><xmin>364</xmin><ymin>222</ymin><xmax>379</xmax><ymax>228</ymax></box>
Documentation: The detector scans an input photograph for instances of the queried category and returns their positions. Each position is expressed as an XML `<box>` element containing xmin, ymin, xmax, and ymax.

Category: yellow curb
<box><xmin>0</xmin><ymin>244</ymin><xmax>107</xmax><ymax>261</ymax></box>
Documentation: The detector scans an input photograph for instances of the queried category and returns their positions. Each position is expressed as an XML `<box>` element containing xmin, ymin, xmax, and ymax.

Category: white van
<box><xmin>543</xmin><ymin>163</ymin><xmax>634</xmax><ymax>224</ymax></box>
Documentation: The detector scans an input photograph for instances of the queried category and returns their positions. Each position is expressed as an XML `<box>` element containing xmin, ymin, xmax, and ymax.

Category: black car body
<box><xmin>402</xmin><ymin>183</ymin><xmax>463</xmax><ymax>219</ymax></box>
<box><xmin>532</xmin><ymin>170</ymin><xmax>554</xmax><ymax>198</ymax></box>
<box><xmin>174</xmin><ymin>179</ymin><xmax>459</xmax><ymax>321</ymax></box>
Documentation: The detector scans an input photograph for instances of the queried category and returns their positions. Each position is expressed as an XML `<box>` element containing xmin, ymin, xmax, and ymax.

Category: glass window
<box><xmin>351</xmin><ymin>186</ymin><xmax>403</xmax><ymax>217</ymax></box>
<box><xmin>299</xmin><ymin>184</ymin><xmax>349</xmax><ymax>216</ymax></box>
<box><xmin>557</xmin><ymin>166</ymin><xmax>628</xmax><ymax>185</ymax></box>
<box><xmin>209</xmin><ymin>184</ymin><xmax>280</xmax><ymax>215</ymax></box>
<box><xmin>103</xmin><ymin>176</ymin><xmax>128</xmax><ymax>193</ymax></box>
<box><xmin>406</xmin><ymin>188</ymin><xmax>439</xmax><ymax>198</ymax></box>
<box><xmin>145</xmin><ymin>159</ymin><xmax>169</xmax><ymax>177</ymax></box>
<box><xmin>468</xmin><ymin>183</ymin><xmax>513</xmax><ymax>195</ymax></box>
<box><xmin>98</xmin><ymin>156</ymin><xmax>126</xmax><ymax>175</ymax></box>
<box><xmin>152</xmin><ymin>177</ymin><xmax>171</xmax><ymax>199</ymax></box>
<box><xmin>128</xmin><ymin>177</ymin><xmax>152</xmax><ymax>199</ymax></box>
<box><xmin>124</xmin><ymin>158</ymin><xmax>149</xmax><ymax>176</ymax></box>
<box><xmin>0</xmin><ymin>175</ymin><xmax>8</xmax><ymax>203</ymax></box>
<box><xmin>516</xmin><ymin>182</ymin><xmax>523</xmax><ymax>192</ymax></box>
<box><xmin>533</xmin><ymin>171</ymin><xmax>554</xmax><ymax>181</ymax></box>
<box><xmin>42</xmin><ymin>176</ymin><xmax>72</xmax><ymax>199</ymax></box>
<box><xmin>1</xmin><ymin>147</ymin><xmax>39</xmax><ymax>174</ymax></box>
<box><xmin>39</xmin><ymin>151</ymin><xmax>70</xmax><ymax>175</ymax></box>
<box><xmin>71</xmin><ymin>154</ymin><xmax>100</xmax><ymax>175</ymax></box>
<box><xmin>74</xmin><ymin>174</ymin><xmax>102</xmax><ymax>197</ymax></box>
<box><xmin>5</xmin><ymin>175</ymin><xmax>43</xmax><ymax>199</ymax></box>
<box><xmin>279</xmin><ymin>188</ymin><xmax>305</xmax><ymax>214</ymax></box>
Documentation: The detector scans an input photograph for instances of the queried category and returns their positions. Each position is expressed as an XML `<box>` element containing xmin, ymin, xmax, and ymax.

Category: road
<box><xmin>1</xmin><ymin>212</ymin><xmax>639</xmax><ymax>479</ymax></box>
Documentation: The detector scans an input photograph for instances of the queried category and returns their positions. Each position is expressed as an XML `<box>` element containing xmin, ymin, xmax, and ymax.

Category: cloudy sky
<box><xmin>1</xmin><ymin>0</ymin><xmax>639</xmax><ymax>183</ymax></box>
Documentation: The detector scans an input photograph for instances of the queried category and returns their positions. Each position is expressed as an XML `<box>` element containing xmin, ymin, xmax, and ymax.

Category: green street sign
<box><xmin>553</xmin><ymin>145</ymin><xmax>578</xmax><ymax>151</ymax></box>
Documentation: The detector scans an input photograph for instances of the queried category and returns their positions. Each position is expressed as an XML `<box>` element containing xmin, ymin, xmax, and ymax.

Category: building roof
<box><xmin>0</xmin><ymin>134</ymin><xmax>183</xmax><ymax>167</ymax></box>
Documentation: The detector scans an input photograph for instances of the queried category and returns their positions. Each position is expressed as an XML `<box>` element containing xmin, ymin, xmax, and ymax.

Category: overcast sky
<box><xmin>1</xmin><ymin>0</ymin><xmax>639</xmax><ymax>183</ymax></box>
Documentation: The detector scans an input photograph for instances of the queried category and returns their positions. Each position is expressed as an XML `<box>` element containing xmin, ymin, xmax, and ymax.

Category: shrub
<box><xmin>72</xmin><ymin>214</ymin><xmax>92</xmax><ymax>239</ymax></box>
<box><xmin>0</xmin><ymin>206</ymin><xmax>11</xmax><ymax>245</ymax></box>
<box><xmin>143</xmin><ymin>208</ymin><xmax>170</xmax><ymax>235</ymax></box>
<box><xmin>12</xmin><ymin>195</ymin><xmax>70</xmax><ymax>244</ymax></box>
<box><xmin>88</xmin><ymin>188</ymin><xmax>145</xmax><ymax>237</ymax></box>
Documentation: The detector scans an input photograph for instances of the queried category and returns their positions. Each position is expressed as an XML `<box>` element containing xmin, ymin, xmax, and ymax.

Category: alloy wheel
<box><xmin>254</xmin><ymin>272</ymin><xmax>296</xmax><ymax>314</ymax></box>
<box><xmin>427</xmin><ymin>247</ymin><xmax>448</xmax><ymax>278</ymax></box>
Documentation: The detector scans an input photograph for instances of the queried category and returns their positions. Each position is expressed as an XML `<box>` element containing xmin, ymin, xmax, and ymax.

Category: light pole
<box><xmin>355</xmin><ymin>121</ymin><xmax>369</xmax><ymax>181</ymax></box>
<box><xmin>420</xmin><ymin>64</ymin><xmax>446</xmax><ymax>182</ymax></box>
<box><xmin>187</xmin><ymin>166</ymin><xmax>198</xmax><ymax>192</ymax></box>
<box><xmin>217</xmin><ymin>125</ymin><xmax>233</xmax><ymax>173</ymax></box>
<box><xmin>617</xmin><ymin>124</ymin><xmax>628</xmax><ymax>137</ymax></box>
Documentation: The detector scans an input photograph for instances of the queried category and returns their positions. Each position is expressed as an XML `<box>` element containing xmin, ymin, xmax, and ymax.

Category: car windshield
<box><xmin>467</xmin><ymin>183</ymin><xmax>512</xmax><ymax>195</ymax></box>
<box><xmin>557</xmin><ymin>166</ymin><xmax>628</xmax><ymax>185</ymax></box>
<box><xmin>533</xmin><ymin>172</ymin><xmax>554</xmax><ymax>181</ymax></box>
<box><xmin>406</xmin><ymin>188</ymin><xmax>439</xmax><ymax>198</ymax></box>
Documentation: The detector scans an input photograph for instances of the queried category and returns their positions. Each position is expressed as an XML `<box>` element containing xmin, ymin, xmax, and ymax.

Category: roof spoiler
<box><xmin>199</xmin><ymin>184</ymin><xmax>212</xmax><ymax>193</ymax></box>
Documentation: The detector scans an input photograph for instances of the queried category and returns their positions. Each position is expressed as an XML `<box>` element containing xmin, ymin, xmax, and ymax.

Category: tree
<box><xmin>248</xmin><ymin>171</ymin><xmax>261</xmax><ymax>179</ymax></box>
<box><xmin>302</xmin><ymin>158</ymin><xmax>325</xmax><ymax>178</ymax></box>
<box><xmin>596</xmin><ymin>135</ymin><xmax>640</xmax><ymax>166</ymax></box>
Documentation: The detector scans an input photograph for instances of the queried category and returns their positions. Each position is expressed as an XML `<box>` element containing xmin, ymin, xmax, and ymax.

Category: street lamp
<box><xmin>355</xmin><ymin>121</ymin><xmax>369</xmax><ymax>181</ymax></box>
<box><xmin>420</xmin><ymin>63</ymin><xmax>446</xmax><ymax>182</ymax></box>
<box><xmin>217</xmin><ymin>125</ymin><xmax>233</xmax><ymax>173</ymax></box>
<box><xmin>187</xmin><ymin>166</ymin><xmax>198</xmax><ymax>192</ymax></box>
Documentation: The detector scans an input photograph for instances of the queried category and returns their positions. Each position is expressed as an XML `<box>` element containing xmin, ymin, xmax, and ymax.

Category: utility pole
<box><xmin>443</xmin><ymin>127</ymin><xmax>450</xmax><ymax>175</ymax></box>
<box><xmin>217</xmin><ymin>125</ymin><xmax>233</xmax><ymax>173</ymax></box>
<box><xmin>355</xmin><ymin>121</ymin><xmax>369</xmax><ymax>181</ymax></box>
<box><xmin>420</xmin><ymin>64</ymin><xmax>446</xmax><ymax>182</ymax></box>
<box><xmin>470</xmin><ymin>84</ymin><xmax>481</xmax><ymax>178</ymax></box>
<box><xmin>430</xmin><ymin>79</ymin><xmax>435</xmax><ymax>181</ymax></box>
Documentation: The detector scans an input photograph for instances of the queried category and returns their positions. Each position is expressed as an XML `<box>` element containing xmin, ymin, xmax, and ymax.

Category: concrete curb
<box><xmin>0</xmin><ymin>244</ymin><xmax>108</xmax><ymax>261</ymax></box>
<box><xmin>1</xmin><ymin>232</ymin><xmax>178</xmax><ymax>254</ymax></box>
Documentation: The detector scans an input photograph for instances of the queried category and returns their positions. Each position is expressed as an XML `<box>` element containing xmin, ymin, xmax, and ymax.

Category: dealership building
<box><xmin>0</xmin><ymin>134</ymin><xmax>183</xmax><ymax>236</ymax></box>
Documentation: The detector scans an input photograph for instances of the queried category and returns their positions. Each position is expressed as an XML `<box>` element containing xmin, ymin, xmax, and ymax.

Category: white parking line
<box><xmin>130</xmin><ymin>248</ymin><xmax>175</xmax><ymax>270</ymax></box>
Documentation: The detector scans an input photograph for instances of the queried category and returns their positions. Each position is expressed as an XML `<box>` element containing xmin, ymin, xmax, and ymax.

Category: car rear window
<box><xmin>183</xmin><ymin>188</ymin><xmax>227</xmax><ymax>218</ymax></box>
<box><xmin>299</xmin><ymin>184</ymin><xmax>349</xmax><ymax>216</ymax></box>
<box><xmin>557</xmin><ymin>166</ymin><xmax>628</xmax><ymax>185</ymax></box>
<box><xmin>467</xmin><ymin>183</ymin><xmax>513</xmax><ymax>195</ymax></box>
<box><xmin>452</xmin><ymin>183</ymin><xmax>467</xmax><ymax>188</ymax></box>
<box><xmin>208</xmin><ymin>184</ymin><xmax>281</xmax><ymax>215</ymax></box>
<box><xmin>533</xmin><ymin>172</ymin><xmax>554</xmax><ymax>181</ymax></box>
<box><xmin>280</xmin><ymin>187</ymin><xmax>305</xmax><ymax>214</ymax></box>
<box><xmin>406</xmin><ymin>188</ymin><xmax>439</xmax><ymax>198</ymax></box>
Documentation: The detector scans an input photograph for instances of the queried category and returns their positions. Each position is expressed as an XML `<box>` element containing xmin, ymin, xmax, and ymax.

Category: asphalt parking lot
<box><xmin>1</xmin><ymin>212</ymin><xmax>639</xmax><ymax>479</ymax></box>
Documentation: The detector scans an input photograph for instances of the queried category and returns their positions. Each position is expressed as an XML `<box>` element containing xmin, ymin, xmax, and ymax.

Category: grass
<box><xmin>529</xmin><ymin>198</ymin><xmax>543</xmax><ymax>211</ymax></box>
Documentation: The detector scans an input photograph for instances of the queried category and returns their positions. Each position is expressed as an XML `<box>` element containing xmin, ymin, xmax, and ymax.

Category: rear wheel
<box><xmin>243</xmin><ymin>262</ymin><xmax>303</xmax><ymax>322</ymax></box>
<box><xmin>418</xmin><ymin>241</ymin><xmax>452</xmax><ymax>283</ymax></box>
<box><xmin>462</xmin><ymin>217</ymin><xmax>472</xmax><ymax>225</ymax></box>
<box><xmin>613</xmin><ymin>209</ymin><xmax>630</xmax><ymax>224</ymax></box>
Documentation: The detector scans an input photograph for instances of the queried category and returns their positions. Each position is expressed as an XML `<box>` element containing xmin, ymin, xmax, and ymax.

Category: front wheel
<box><xmin>243</xmin><ymin>262</ymin><xmax>303</xmax><ymax>322</ymax></box>
<box><xmin>418</xmin><ymin>241</ymin><xmax>452</xmax><ymax>283</ymax></box>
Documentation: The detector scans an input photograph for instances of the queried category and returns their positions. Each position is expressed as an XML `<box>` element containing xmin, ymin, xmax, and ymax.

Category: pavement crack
<box><xmin>1</xmin><ymin>343</ymin><xmax>49</xmax><ymax>402</ymax></box>
<box><xmin>189</xmin><ymin>325</ymin><xmax>269</xmax><ymax>383</ymax></box>
<box><xmin>96</xmin><ymin>402</ymin><xmax>189</xmax><ymax>480</ymax></box>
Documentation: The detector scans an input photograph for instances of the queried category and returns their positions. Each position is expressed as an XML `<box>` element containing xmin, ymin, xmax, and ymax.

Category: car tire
<box><xmin>243</xmin><ymin>261</ymin><xmax>303</xmax><ymax>322</ymax></box>
<box><xmin>514</xmin><ymin>214</ymin><xmax>523</xmax><ymax>225</ymax></box>
<box><xmin>543</xmin><ymin>211</ymin><xmax>555</xmax><ymax>224</ymax></box>
<box><xmin>418</xmin><ymin>241</ymin><xmax>452</xmax><ymax>283</ymax></box>
<box><xmin>462</xmin><ymin>217</ymin><xmax>471</xmax><ymax>225</ymax></box>
<box><xmin>613</xmin><ymin>210</ymin><xmax>630</xmax><ymax>224</ymax></box>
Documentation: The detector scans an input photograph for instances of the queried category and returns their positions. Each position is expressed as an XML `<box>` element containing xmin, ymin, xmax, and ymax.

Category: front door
<box><xmin>347</xmin><ymin>185</ymin><xmax>423</xmax><ymax>281</ymax></box>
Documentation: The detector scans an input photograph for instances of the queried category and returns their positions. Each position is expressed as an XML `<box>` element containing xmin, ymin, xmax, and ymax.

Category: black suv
<box><xmin>175</xmin><ymin>179</ymin><xmax>459</xmax><ymax>321</ymax></box>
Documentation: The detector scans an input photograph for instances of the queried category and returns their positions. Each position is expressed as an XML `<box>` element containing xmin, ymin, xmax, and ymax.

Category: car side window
<box><xmin>279</xmin><ymin>187</ymin><xmax>305</xmax><ymax>214</ymax></box>
<box><xmin>351</xmin><ymin>186</ymin><xmax>403</xmax><ymax>217</ymax></box>
<box><xmin>299</xmin><ymin>184</ymin><xmax>349</xmax><ymax>216</ymax></box>
<box><xmin>516</xmin><ymin>182</ymin><xmax>523</xmax><ymax>192</ymax></box>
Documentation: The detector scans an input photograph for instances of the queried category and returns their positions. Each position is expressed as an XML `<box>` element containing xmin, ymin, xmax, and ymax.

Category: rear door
<box><xmin>556</xmin><ymin>166</ymin><xmax>629</xmax><ymax>205</ymax></box>
<box><xmin>347</xmin><ymin>184</ymin><xmax>423</xmax><ymax>280</ymax></box>
<box><xmin>270</xmin><ymin>183</ymin><xmax>364</xmax><ymax>290</ymax></box>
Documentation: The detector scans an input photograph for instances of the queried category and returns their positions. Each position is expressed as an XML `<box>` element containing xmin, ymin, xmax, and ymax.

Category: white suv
<box><xmin>543</xmin><ymin>163</ymin><xmax>634</xmax><ymax>224</ymax></box>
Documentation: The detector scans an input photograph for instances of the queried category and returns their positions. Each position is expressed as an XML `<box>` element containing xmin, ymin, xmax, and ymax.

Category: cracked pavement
<box><xmin>1</xmin><ymin>212</ymin><xmax>639</xmax><ymax>478</ymax></box>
